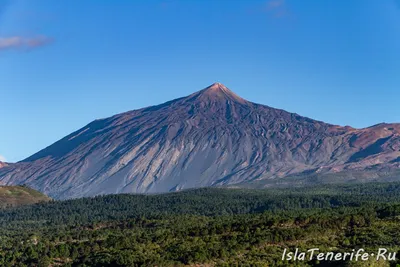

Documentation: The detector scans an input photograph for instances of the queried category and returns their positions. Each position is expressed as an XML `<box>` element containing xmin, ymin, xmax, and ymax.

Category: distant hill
<box><xmin>0</xmin><ymin>82</ymin><xmax>399</xmax><ymax>199</ymax></box>
<box><xmin>0</xmin><ymin>186</ymin><xmax>50</xmax><ymax>208</ymax></box>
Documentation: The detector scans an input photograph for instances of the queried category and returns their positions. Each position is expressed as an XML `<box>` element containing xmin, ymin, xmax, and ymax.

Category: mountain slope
<box><xmin>0</xmin><ymin>83</ymin><xmax>399</xmax><ymax>199</ymax></box>
<box><xmin>0</xmin><ymin>186</ymin><xmax>50</xmax><ymax>208</ymax></box>
<box><xmin>0</xmin><ymin>161</ymin><xmax>7</xmax><ymax>168</ymax></box>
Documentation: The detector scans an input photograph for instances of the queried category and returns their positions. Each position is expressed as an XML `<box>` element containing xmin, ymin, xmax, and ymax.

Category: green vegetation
<box><xmin>0</xmin><ymin>185</ymin><xmax>50</xmax><ymax>208</ymax></box>
<box><xmin>2</xmin><ymin>183</ymin><xmax>400</xmax><ymax>266</ymax></box>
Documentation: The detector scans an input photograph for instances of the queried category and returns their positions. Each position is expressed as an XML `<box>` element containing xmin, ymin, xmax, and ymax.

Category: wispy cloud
<box><xmin>264</xmin><ymin>0</ymin><xmax>290</xmax><ymax>18</ymax></box>
<box><xmin>267</xmin><ymin>0</ymin><xmax>285</xmax><ymax>9</ymax></box>
<box><xmin>0</xmin><ymin>35</ymin><xmax>53</xmax><ymax>51</ymax></box>
<box><xmin>0</xmin><ymin>155</ymin><xmax>6</xmax><ymax>162</ymax></box>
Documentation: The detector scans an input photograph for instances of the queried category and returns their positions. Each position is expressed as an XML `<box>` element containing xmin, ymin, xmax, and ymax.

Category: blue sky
<box><xmin>0</xmin><ymin>0</ymin><xmax>399</xmax><ymax>162</ymax></box>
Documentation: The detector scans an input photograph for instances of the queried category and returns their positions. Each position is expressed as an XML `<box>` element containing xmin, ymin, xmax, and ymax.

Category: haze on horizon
<box><xmin>1</xmin><ymin>0</ymin><xmax>400</xmax><ymax>162</ymax></box>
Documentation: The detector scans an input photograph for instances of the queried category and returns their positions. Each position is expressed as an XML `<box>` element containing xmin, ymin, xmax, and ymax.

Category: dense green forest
<box><xmin>2</xmin><ymin>183</ymin><xmax>400</xmax><ymax>266</ymax></box>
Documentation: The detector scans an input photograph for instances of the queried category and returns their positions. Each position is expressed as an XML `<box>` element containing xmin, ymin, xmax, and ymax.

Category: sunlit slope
<box><xmin>0</xmin><ymin>186</ymin><xmax>50</xmax><ymax>208</ymax></box>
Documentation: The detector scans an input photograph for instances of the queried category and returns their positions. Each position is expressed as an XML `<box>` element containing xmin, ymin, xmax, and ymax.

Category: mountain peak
<box><xmin>208</xmin><ymin>82</ymin><xmax>225</xmax><ymax>88</ymax></box>
<box><xmin>192</xmin><ymin>82</ymin><xmax>247</xmax><ymax>104</ymax></box>
<box><xmin>205</xmin><ymin>82</ymin><xmax>231</xmax><ymax>93</ymax></box>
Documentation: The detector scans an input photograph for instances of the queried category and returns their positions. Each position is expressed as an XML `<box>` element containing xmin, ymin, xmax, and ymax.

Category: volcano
<box><xmin>1</xmin><ymin>83</ymin><xmax>400</xmax><ymax>199</ymax></box>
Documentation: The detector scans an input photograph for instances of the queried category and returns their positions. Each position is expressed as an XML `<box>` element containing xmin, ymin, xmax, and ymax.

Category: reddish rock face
<box><xmin>0</xmin><ymin>162</ymin><xmax>7</xmax><ymax>169</ymax></box>
<box><xmin>0</xmin><ymin>83</ymin><xmax>399</xmax><ymax>199</ymax></box>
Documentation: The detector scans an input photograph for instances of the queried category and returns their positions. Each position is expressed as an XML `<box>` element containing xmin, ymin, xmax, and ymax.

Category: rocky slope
<box><xmin>0</xmin><ymin>83</ymin><xmax>399</xmax><ymax>199</ymax></box>
<box><xmin>0</xmin><ymin>161</ymin><xmax>7</xmax><ymax>168</ymax></box>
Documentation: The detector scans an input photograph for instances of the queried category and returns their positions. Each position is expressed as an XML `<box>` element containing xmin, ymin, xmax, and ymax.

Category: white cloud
<box><xmin>0</xmin><ymin>154</ymin><xmax>6</xmax><ymax>162</ymax></box>
<box><xmin>0</xmin><ymin>35</ymin><xmax>53</xmax><ymax>51</ymax></box>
